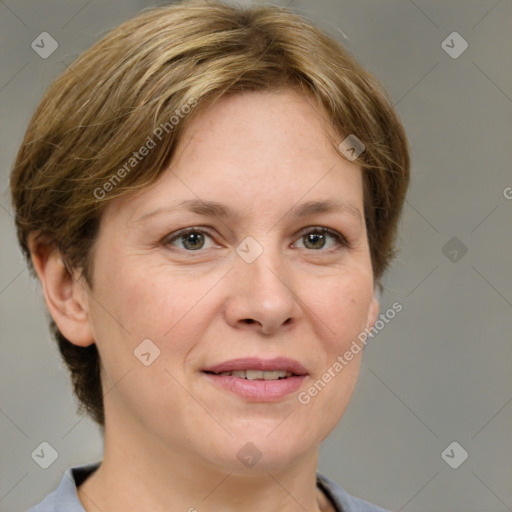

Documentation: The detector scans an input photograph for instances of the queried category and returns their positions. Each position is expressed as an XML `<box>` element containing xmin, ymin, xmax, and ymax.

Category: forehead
<box><xmin>178</xmin><ymin>89</ymin><xmax>340</xmax><ymax>166</ymax></box>
<box><xmin>104</xmin><ymin>89</ymin><xmax>364</xmax><ymax>226</ymax></box>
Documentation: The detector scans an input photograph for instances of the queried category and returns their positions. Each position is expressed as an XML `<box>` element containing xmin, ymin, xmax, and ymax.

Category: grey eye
<box><xmin>303</xmin><ymin>232</ymin><xmax>327</xmax><ymax>249</ymax></box>
<box><xmin>167</xmin><ymin>229</ymin><xmax>216</xmax><ymax>251</ymax></box>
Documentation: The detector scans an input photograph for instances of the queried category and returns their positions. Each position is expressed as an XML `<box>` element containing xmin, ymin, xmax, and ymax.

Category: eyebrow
<box><xmin>289</xmin><ymin>199</ymin><xmax>362</xmax><ymax>223</ymax></box>
<box><xmin>134</xmin><ymin>199</ymin><xmax>238</xmax><ymax>224</ymax></box>
<box><xmin>134</xmin><ymin>198</ymin><xmax>362</xmax><ymax>224</ymax></box>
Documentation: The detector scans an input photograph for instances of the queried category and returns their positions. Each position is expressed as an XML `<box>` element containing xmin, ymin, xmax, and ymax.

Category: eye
<box><xmin>164</xmin><ymin>228</ymin><xmax>217</xmax><ymax>251</ymax></box>
<box><xmin>293</xmin><ymin>227</ymin><xmax>349</xmax><ymax>251</ymax></box>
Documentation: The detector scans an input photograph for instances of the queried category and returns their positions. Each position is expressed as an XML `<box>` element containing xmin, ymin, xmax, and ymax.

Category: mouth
<box><xmin>201</xmin><ymin>357</ymin><xmax>308</xmax><ymax>401</ymax></box>
<box><xmin>204</xmin><ymin>369</ymin><xmax>295</xmax><ymax>380</ymax></box>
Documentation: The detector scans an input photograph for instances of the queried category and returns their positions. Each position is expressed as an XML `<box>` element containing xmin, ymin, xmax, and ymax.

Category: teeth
<box><xmin>216</xmin><ymin>370</ymin><xmax>292</xmax><ymax>380</ymax></box>
<box><xmin>246</xmin><ymin>370</ymin><xmax>264</xmax><ymax>380</ymax></box>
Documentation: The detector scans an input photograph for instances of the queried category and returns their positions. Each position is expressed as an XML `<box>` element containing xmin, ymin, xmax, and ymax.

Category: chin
<box><xmin>212</xmin><ymin>424</ymin><xmax>318</xmax><ymax>473</ymax></box>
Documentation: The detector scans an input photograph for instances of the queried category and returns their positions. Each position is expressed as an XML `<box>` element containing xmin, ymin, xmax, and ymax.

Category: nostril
<box><xmin>244</xmin><ymin>319</ymin><xmax>256</xmax><ymax>324</ymax></box>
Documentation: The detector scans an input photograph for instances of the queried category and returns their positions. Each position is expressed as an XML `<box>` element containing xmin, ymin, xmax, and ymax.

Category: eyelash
<box><xmin>163</xmin><ymin>226</ymin><xmax>350</xmax><ymax>252</ymax></box>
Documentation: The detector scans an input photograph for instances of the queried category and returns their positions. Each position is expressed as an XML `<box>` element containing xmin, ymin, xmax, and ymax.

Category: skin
<box><xmin>31</xmin><ymin>89</ymin><xmax>379</xmax><ymax>512</ymax></box>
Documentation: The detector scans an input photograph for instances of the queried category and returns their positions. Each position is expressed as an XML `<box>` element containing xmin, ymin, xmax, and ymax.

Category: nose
<box><xmin>223</xmin><ymin>247</ymin><xmax>303</xmax><ymax>335</ymax></box>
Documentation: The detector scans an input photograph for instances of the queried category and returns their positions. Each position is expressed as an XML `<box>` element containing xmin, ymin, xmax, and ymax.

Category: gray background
<box><xmin>1</xmin><ymin>1</ymin><xmax>511</xmax><ymax>511</ymax></box>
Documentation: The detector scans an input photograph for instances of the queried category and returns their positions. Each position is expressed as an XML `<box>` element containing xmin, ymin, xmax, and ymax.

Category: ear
<box><xmin>366</xmin><ymin>287</ymin><xmax>380</xmax><ymax>330</ymax></box>
<box><xmin>28</xmin><ymin>235</ymin><xmax>95</xmax><ymax>347</ymax></box>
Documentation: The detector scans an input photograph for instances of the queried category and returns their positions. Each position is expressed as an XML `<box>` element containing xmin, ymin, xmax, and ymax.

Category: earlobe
<box><xmin>366</xmin><ymin>289</ymin><xmax>380</xmax><ymax>330</ymax></box>
<box><xmin>29</xmin><ymin>236</ymin><xmax>95</xmax><ymax>347</ymax></box>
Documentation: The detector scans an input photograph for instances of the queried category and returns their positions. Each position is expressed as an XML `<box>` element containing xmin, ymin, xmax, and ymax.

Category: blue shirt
<box><xmin>28</xmin><ymin>461</ymin><xmax>390</xmax><ymax>512</ymax></box>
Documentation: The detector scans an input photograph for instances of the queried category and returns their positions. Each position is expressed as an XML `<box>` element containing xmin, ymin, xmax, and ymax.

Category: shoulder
<box><xmin>28</xmin><ymin>464</ymin><xmax>388</xmax><ymax>512</ymax></box>
<box><xmin>317</xmin><ymin>472</ymin><xmax>391</xmax><ymax>512</ymax></box>
<box><xmin>27</xmin><ymin>461</ymin><xmax>101</xmax><ymax>512</ymax></box>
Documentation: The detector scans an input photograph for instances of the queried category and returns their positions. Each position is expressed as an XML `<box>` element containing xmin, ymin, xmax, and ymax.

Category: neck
<box><xmin>77</xmin><ymin>416</ymin><xmax>333</xmax><ymax>512</ymax></box>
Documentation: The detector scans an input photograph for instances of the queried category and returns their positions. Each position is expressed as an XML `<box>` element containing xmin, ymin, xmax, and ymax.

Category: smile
<box><xmin>205</xmin><ymin>369</ymin><xmax>294</xmax><ymax>380</ymax></box>
<box><xmin>201</xmin><ymin>357</ymin><xmax>308</xmax><ymax>401</ymax></box>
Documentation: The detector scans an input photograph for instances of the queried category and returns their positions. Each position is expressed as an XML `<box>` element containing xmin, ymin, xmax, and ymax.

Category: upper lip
<box><xmin>203</xmin><ymin>357</ymin><xmax>308</xmax><ymax>376</ymax></box>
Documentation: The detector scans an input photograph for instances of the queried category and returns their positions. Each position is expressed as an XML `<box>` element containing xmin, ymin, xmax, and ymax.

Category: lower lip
<box><xmin>202</xmin><ymin>372</ymin><xmax>307</xmax><ymax>401</ymax></box>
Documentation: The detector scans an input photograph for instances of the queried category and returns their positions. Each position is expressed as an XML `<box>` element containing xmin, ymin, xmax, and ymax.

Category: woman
<box><xmin>10</xmin><ymin>1</ymin><xmax>410</xmax><ymax>511</ymax></box>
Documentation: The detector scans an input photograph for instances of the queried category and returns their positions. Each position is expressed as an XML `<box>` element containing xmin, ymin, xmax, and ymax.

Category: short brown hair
<box><xmin>10</xmin><ymin>0</ymin><xmax>410</xmax><ymax>427</ymax></box>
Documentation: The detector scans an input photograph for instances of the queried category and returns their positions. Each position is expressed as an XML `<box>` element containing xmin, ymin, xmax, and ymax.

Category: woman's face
<box><xmin>84</xmin><ymin>89</ymin><xmax>378</xmax><ymax>471</ymax></box>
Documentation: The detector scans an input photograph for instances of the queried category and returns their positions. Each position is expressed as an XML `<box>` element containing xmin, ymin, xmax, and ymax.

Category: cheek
<box><xmin>296</xmin><ymin>271</ymin><xmax>372</xmax><ymax>435</ymax></box>
<box><xmin>305</xmin><ymin>268</ymin><xmax>374</xmax><ymax>351</ymax></box>
<box><xmin>94</xmin><ymin>252</ymin><xmax>174</xmax><ymax>331</ymax></box>
<box><xmin>90</xmin><ymin>256</ymin><xmax>220</xmax><ymax>361</ymax></box>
